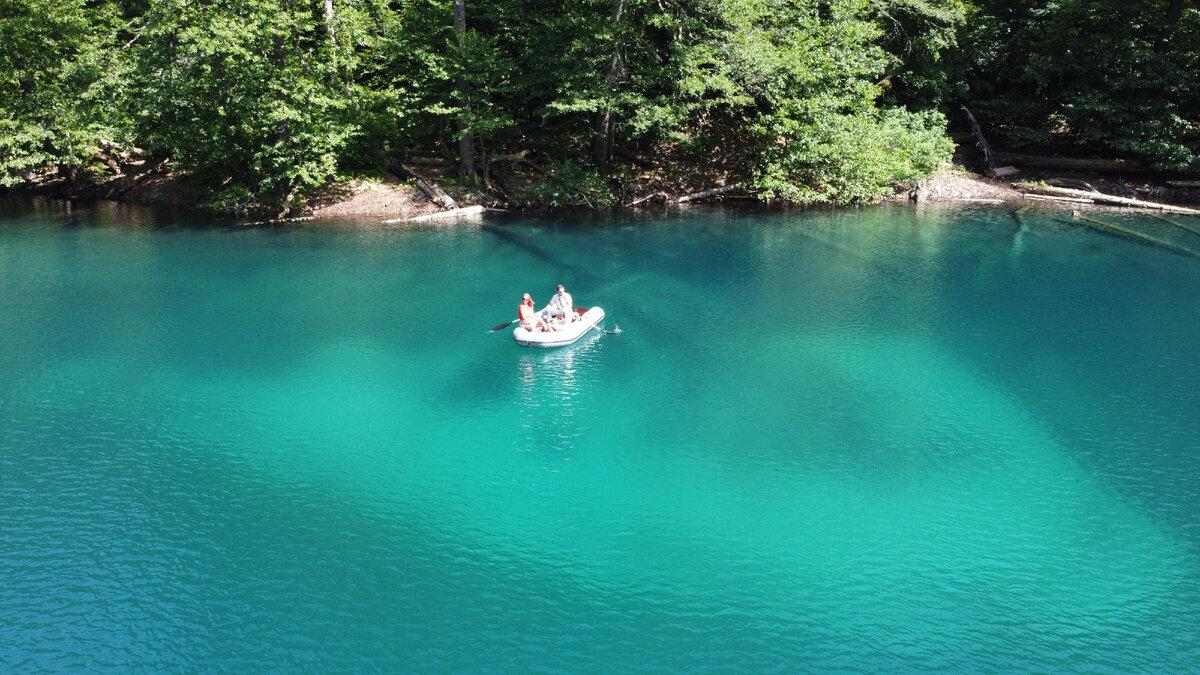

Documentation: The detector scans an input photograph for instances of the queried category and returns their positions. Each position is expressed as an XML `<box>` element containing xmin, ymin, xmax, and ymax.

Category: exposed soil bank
<box><xmin>307</xmin><ymin>178</ymin><xmax>440</xmax><ymax>221</ymax></box>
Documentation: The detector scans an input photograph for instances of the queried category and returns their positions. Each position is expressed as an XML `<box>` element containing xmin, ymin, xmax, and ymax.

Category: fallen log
<box><xmin>241</xmin><ymin>215</ymin><xmax>315</xmax><ymax>226</ymax></box>
<box><xmin>1150</xmin><ymin>213</ymin><xmax>1200</xmax><ymax>237</ymax></box>
<box><xmin>385</xmin><ymin>158</ymin><xmax>459</xmax><ymax>209</ymax></box>
<box><xmin>678</xmin><ymin>185</ymin><xmax>737</xmax><ymax>203</ymax></box>
<box><xmin>1018</xmin><ymin>184</ymin><xmax>1200</xmax><ymax>215</ymax></box>
<box><xmin>89</xmin><ymin>144</ymin><xmax>123</xmax><ymax>176</ymax></box>
<box><xmin>1022</xmin><ymin>193</ymin><xmax>1094</xmax><ymax>204</ymax></box>
<box><xmin>998</xmin><ymin>153</ymin><xmax>1146</xmax><ymax>172</ymax></box>
<box><xmin>383</xmin><ymin>204</ymin><xmax>493</xmax><ymax>224</ymax></box>
<box><xmin>626</xmin><ymin>191</ymin><xmax>669</xmax><ymax>207</ymax></box>
<box><xmin>1069</xmin><ymin>210</ymin><xmax>1194</xmax><ymax>257</ymax></box>
<box><xmin>1046</xmin><ymin>177</ymin><xmax>1097</xmax><ymax>192</ymax></box>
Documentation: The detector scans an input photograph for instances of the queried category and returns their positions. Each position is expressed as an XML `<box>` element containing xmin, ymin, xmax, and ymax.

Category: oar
<box><xmin>489</xmin><ymin>319</ymin><xmax>517</xmax><ymax>333</ymax></box>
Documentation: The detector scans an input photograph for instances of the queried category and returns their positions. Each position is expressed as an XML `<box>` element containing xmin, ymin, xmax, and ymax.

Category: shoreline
<box><xmin>6</xmin><ymin>160</ymin><xmax>1198</xmax><ymax>225</ymax></box>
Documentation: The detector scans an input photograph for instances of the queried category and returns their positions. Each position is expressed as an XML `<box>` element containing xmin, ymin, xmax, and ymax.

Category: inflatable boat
<box><xmin>513</xmin><ymin>307</ymin><xmax>605</xmax><ymax>348</ymax></box>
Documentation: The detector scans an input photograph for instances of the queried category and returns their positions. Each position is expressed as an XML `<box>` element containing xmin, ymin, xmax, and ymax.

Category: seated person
<box><xmin>544</xmin><ymin>284</ymin><xmax>574</xmax><ymax>323</ymax></box>
<box><xmin>518</xmin><ymin>292</ymin><xmax>552</xmax><ymax>331</ymax></box>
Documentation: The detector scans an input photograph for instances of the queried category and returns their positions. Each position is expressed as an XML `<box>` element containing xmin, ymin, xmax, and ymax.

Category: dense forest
<box><xmin>1</xmin><ymin>0</ymin><xmax>1197</xmax><ymax>212</ymax></box>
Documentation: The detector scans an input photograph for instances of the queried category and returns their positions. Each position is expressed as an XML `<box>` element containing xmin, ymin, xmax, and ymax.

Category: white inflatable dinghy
<box><xmin>513</xmin><ymin>307</ymin><xmax>605</xmax><ymax>348</ymax></box>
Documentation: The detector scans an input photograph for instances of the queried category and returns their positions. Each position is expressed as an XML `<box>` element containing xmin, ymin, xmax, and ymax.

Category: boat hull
<box><xmin>513</xmin><ymin>307</ymin><xmax>605</xmax><ymax>348</ymax></box>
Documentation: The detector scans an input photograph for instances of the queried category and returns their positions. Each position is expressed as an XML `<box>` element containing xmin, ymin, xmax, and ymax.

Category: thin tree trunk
<box><xmin>323</xmin><ymin>0</ymin><xmax>341</xmax><ymax>83</ymax></box>
<box><xmin>453</xmin><ymin>0</ymin><xmax>476</xmax><ymax>182</ymax></box>
<box><xmin>593</xmin><ymin>0</ymin><xmax>626</xmax><ymax>171</ymax></box>
<box><xmin>961</xmin><ymin>106</ymin><xmax>996</xmax><ymax>172</ymax></box>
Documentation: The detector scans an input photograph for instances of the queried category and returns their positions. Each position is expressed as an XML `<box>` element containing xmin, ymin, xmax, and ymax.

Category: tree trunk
<box><xmin>386</xmin><ymin>159</ymin><xmax>460</xmax><ymax>210</ymax></box>
<box><xmin>678</xmin><ymin>185</ymin><xmax>737</xmax><ymax>203</ymax></box>
<box><xmin>593</xmin><ymin>0</ymin><xmax>626</xmax><ymax>172</ymax></box>
<box><xmin>1019</xmin><ymin>184</ymin><xmax>1200</xmax><ymax>215</ymax></box>
<box><xmin>453</xmin><ymin>0</ymin><xmax>476</xmax><ymax>182</ymax></box>
<box><xmin>961</xmin><ymin>106</ymin><xmax>996</xmax><ymax>172</ymax></box>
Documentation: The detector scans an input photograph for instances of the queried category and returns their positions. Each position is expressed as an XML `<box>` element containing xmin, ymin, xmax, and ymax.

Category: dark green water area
<box><xmin>2</xmin><ymin>197</ymin><xmax>1199</xmax><ymax>670</ymax></box>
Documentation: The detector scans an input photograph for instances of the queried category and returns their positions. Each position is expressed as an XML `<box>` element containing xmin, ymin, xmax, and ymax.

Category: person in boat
<box><xmin>544</xmin><ymin>284</ymin><xmax>574</xmax><ymax>324</ymax></box>
<box><xmin>518</xmin><ymin>292</ymin><xmax>552</xmax><ymax>332</ymax></box>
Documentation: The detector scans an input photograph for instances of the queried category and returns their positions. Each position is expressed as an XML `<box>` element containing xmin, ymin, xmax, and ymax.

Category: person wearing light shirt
<box><xmin>544</xmin><ymin>284</ymin><xmax>574</xmax><ymax>324</ymax></box>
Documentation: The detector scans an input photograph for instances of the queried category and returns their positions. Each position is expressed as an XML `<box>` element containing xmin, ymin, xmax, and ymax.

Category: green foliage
<box><xmin>131</xmin><ymin>0</ymin><xmax>357</xmax><ymax>210</ymax></box>
<box><xmin>667</xmin><ymin>0</ymin><xmax>954</xmax><ymax>204</ymax></box>
<box><xmin>753</xmin><ymin>107</ymin><xmax>952</xmax><ymax>204</ymax></box>
<box><xmin>15</xmin><ymin>0</ymin><xmax>1190</xmax><ymax>209</ymax></box>
<box><xmin>513</xmin><ymin>160</ymin><xmax>622</xmax><ymax>208</ymax></box>
<box><xmin>957</xmin><ymin>0</ymin><xmax>1200</xmax><ymax>170</ymax></box>
<box><xmin>0</xmin><ymin>0</ymin><xmax>130</xmax><ymax>185</ymax></box>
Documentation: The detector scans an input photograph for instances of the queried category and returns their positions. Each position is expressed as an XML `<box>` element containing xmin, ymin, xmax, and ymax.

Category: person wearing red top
<box><xmin>518</xmin><ymin>292</ymin><xmax>552</xmax><ymax>332</ymax></box>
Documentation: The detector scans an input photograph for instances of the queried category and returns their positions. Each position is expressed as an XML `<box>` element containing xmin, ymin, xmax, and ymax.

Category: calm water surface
<box><xmin>2</xmin><ymin>198</ymin><xmax>1199</xmax><ymax>670</ymax></box>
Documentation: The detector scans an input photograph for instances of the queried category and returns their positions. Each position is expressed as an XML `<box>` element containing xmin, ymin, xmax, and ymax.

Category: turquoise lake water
<box><xmin>2</xmin><ymin>197</ymin><xmax>1199</xmax><ymax>670</ymax></box>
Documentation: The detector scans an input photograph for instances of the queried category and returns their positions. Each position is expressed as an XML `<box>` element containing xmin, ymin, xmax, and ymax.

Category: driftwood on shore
<box><xmin>241</xmin><ymin>215</ymin><xmax>315</xmax><ymax>226</ymax></box>
<box><xmin>1021</xmin><ymin>193</ymin><xmax>1094</xmax><ymax>204</ymax></box>
<box><xmin>383</xmin><ymin>205</ymin><xmax>498</xmax><ymax>224</ymax></box>
<box><xmin>678</xmin><ymin>185</ymin><xmax>737</xmax><ymax>203</ymax></box>
<box><xmin>626</xmin><ymin>191</ymin><xmax>670</xmax><ymax>207</ymax></box>
<box><xmin>385</xmin><ymin>159</ymin><xmax>459</xmax><ymax>209</ymax></box>
<box><xmin>1020</xmin><ymin>184</ymin><xmax>1200</xmax><ymax>215</ymax></box>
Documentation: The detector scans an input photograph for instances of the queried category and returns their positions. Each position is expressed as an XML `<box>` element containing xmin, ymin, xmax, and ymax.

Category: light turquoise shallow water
<box><xmin>2</xmin><ymin>198</ymin><xmax>1199</xmax><ymax>670</ymax></box>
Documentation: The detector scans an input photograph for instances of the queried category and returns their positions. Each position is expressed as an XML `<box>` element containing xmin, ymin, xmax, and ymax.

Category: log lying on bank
<box><xmin>241</xmin><ymin>215</ymin><xmax>315</xmax><ymax>226</ymax></box>
<box><xmin>625</xmin><ymin>191</ymin><xmax>670</xmax><ymax>207</ymax></box>
<box><xmin>998</xmin><ymin>153</ymin><xmax>1147</xmax><ymax>172</ymax></box>
<box><xmin>678</xmin><ymin>185</ymin><xmax>737</xmax><ymax>203</ymax></box>
<box><xmin>385</xmin><ymin>158</ymin><xmax>459</xmax><ymax>209</ymax></box>
<box><xmin>382</xmin><ymin>205</ymin><xmax>497</xmax><ymax>224</ymax></box>
<box><xmin>1022</xmin><ymin>193</ymin><xmax>1094</xmax><ymax>204</ymax></box>
<box><xmin>1018</xmin><ymin>184</ymin><xmax>1200</xmax><ymax>215</ymax></box>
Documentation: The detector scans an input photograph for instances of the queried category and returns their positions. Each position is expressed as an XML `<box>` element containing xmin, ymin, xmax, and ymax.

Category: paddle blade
<box><xmin>490</xmin><ymin>320</ymin><xmax>516</xmax><ymax>332</ymax></box>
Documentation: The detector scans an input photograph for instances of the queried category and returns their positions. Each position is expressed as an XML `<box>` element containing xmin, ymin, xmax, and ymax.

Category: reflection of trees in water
<box><xmin>514</xmin><ymin>332</ymin><xmax>602</xmax><ymax>453</ymax></box>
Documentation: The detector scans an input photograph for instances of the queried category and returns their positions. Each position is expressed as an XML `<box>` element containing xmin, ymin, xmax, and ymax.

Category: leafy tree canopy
<box><xmin>1</xmin><ymin>0</ymin><xmax>1194</xmax><ymax>209</ymax></box>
